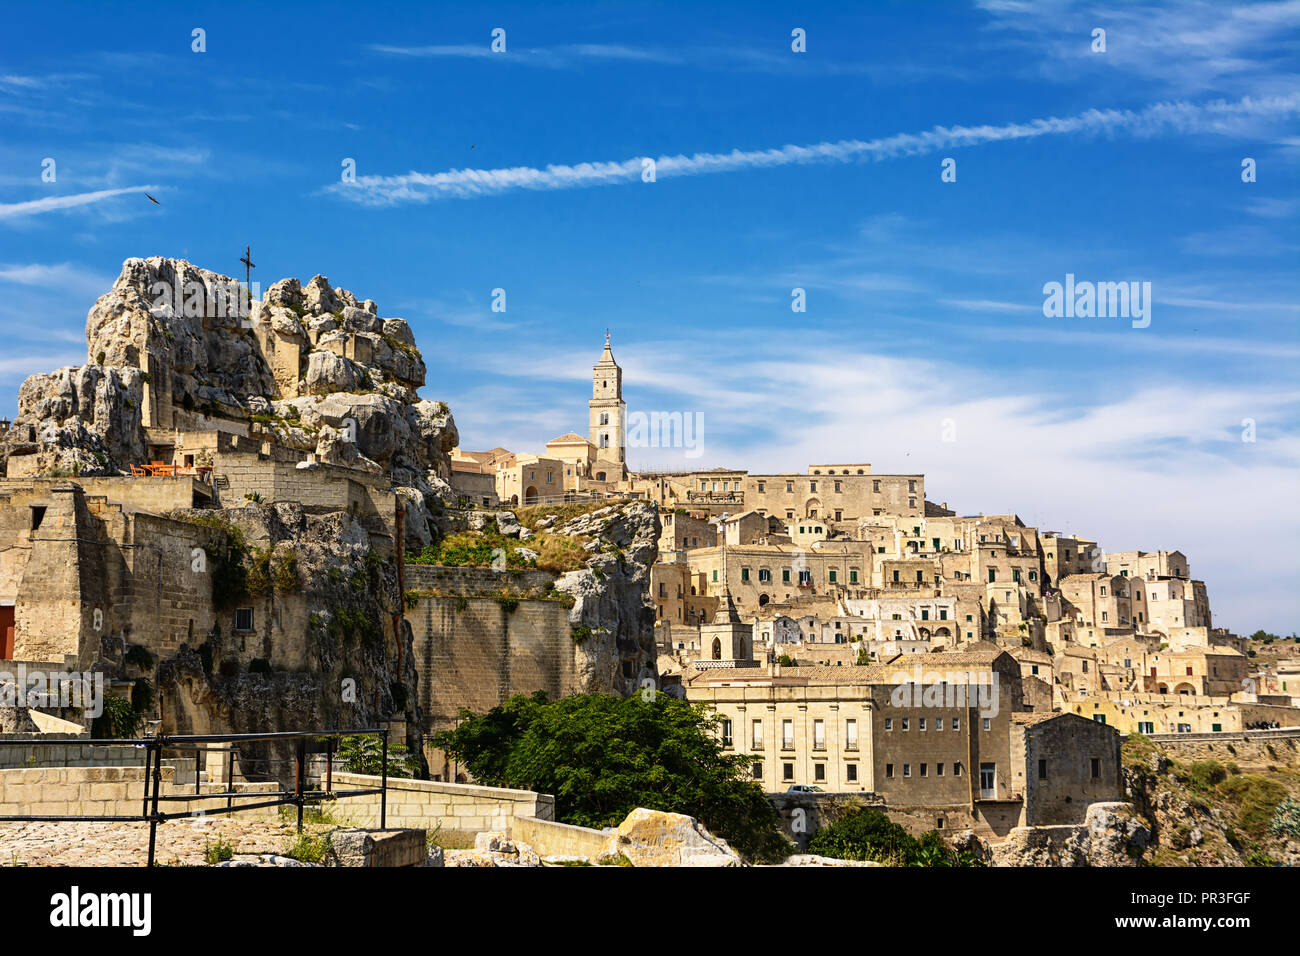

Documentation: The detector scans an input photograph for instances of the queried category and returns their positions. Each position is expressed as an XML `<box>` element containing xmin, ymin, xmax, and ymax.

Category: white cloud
<box><xmin>325</xmin><ymin>93</ymin><xmax>1300</xmax><ymax>206</ymax></box>
<box><xmin>0</xmin><ymin>262</ymin><xmax>112</xmax><ymax>296</ymax></box>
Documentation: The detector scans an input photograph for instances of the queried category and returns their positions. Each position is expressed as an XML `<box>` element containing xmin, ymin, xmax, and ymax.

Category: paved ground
<box><xmin>0</xmin><ymin>818</ymin><xmax>336</xmax><ymax>867</ymax></box>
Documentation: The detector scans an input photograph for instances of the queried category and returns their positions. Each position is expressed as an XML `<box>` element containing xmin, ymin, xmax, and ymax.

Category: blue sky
<box><xmin>1</xmin><ymin>0</ymin><xmax>1297</xmax><ymax>633</ymax></box>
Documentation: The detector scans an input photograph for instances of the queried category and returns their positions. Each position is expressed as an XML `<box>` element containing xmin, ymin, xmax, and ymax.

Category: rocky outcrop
<box><xmin>158</xmin><ymin>502</ymin><xmax>424</xmax><ymax>776</ymax></box>
<box><xmin>598</xmin><ymin>808</ymin><xmax>742</xmax><ymax>867</ymax></box>
<box><xmin>2</xmin><ymin>256</ymin><xmax>459</xmax><ymax>541</ymax></box>
<box><xmin>1</xmin><ymin>364</ymin><xmax>145</xmax><ymax>476</ymax></box>
<box><xmin>550</xmin><ymin>502</ymin><xmax>660</xmax><ymax>696</ymax></box>
<box><xmin>984</xmin><ymin>802</ymin><xmax>1149</xmax><ymax>867</ymax></box>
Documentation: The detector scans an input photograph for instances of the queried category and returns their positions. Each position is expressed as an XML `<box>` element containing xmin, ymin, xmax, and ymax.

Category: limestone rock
<box><xmin>445</xmin><ymin>832</ymin><xmax>541</xmax><ymax>867</ymax></box>
<box><xmin>553</xmin><ymin>502</ymin><xmax>661</xmax><ymax>696</ymax></box>
<box><xmin>598</xmin><ymin>807</ymin><xmax>742</xmax><ymax>867</ymax></box>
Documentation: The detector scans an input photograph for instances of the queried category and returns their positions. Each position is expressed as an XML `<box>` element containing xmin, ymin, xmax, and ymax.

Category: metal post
<box><xmin>295</xmin><ymin>738</ymin><xmax>305</xmax><ymax>833</ymax></box>
<box><xmin>226</xmin><ymin>747</ymin><xmax>234</xmax><ymax>813</ymax></box>
<box><xmin>380</xmin><ymin>729</ymin><xmax>388</xmax><ymax>830</ymax></box>
<box><xmin>147</xmin><ymin>738</ymin><xmax>163</xmax><ymax>867</ymax></box>
<box><xmin>141</xmin><ymin>745</ymin><xmax>152</xmax><ymax>820</ymax></box>
<box><xmin>325</xmin><ymin>738</ymin><xmax>333</xmax><ymax>794</ymax></box>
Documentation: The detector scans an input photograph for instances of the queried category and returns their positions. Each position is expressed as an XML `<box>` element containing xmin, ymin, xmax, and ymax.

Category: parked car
<box><xmin>787</xmin><ymin>784</ymin><xmax>823</xmax><ymax>793</ymax></box>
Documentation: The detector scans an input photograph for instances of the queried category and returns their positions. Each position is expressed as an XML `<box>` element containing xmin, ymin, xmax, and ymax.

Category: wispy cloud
<box><xmin>326</xmin><ymin>93</ymin><xmax>1300</xmax><ymax>206</ymax></box>
<box><xmin>0</xmin><ymin>185</ymin><xmax>160</xmax><ymax>221</ymax></box>
<box><xmin>0</xmin><ymin>262</ymin><xmax>112</xmax><ymax>296</ymax></box>
<box><xmin>977</xmin><ymin>0</ymin><xmax>1300</xmax><ymax>97</ymax></box>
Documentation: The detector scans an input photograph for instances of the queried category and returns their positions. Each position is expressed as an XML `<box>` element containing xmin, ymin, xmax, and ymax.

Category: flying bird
<box><xmin>145</xmin><ymin>194</ymin><xmax>160</xmax><ymax>205</ymax></box>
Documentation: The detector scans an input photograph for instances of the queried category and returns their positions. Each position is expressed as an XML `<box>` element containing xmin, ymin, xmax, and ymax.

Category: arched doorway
<box><xmin>711</xmin><ymin>638</ymin><xmax>721</xmax><ymax>660</ymax></box>
<box><xmin>524</xmin><ymin>486</ymin><xmax>539</xmax><ymax>505</ymax></box>
<box><xmin>804</xmin><ymin>498</ymin><xmax>822</xmax><ymax>518</ymax></box>
<box><xmin>758</xmin><ymin>593</ymin><xmax>769</xmax><ymax>606</ymax></box>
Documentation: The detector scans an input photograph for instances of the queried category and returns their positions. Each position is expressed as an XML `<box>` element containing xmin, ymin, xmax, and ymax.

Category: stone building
<box><xmin>683</xmin><ymin>644</ymin><xmax>1122</xmax><ymax>838</ymax></box>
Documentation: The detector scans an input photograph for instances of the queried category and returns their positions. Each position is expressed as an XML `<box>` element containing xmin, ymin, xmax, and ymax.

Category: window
<box><xmin>829</xmin><ymin>570</ymin><xmax>837</xmax><ymax>583</ymax></box>
<box><xmin>712</xmin><ymin>570</ymin><xmax>718</xmax><ymax>582</ymax></box>
<box><xmin>979</xmin><ymin>763</ymin><xmax>996</xmax><ymax>798</ymax></box>
<box><xmin>982</xmin><ymin>717</ymin><xmax>990</xmax><ymax>731</ymax></box>
<box><xmin>885</xmin><ymin>763</ymin><xmax>894</xmax><ymax>778</ymax></box>
<box><xmin>234</xmin><ymin>608</ymin><xmax>254</xmax><ymax>632</ymax></box>
<box><xmin>919</xmin><ymin>718</ymin><xmax>926</xmax><ymax>731</ymax></box>
<box><xmin>813</xmin><ymin>719</ymin><xmax>825</xmax><ymax>750</ymax></box>
<box><xmin>901</xmin><ymin>718</ymin><xmax>909</xmax><ymax>731</ymax></box>
<box><xmin>757</xmin><ymin>481</ymin><xmax>765</xmax><ymax>493</ymax></box>
<box><xmin>751</xmin><ymin>719</ymin><xmax>763</xmax><ymax>748</ymax></box>
<box><xmin>782</xmin><ymin>763</ymin><xmax>794</xmax><ymax>781</ymax></box>
<box><xmin>741</xmin><ymin>568</ymin><xmax>750</xmax><ymax>582</ymax></box>
<box><xmin>846</xmin><ymin>763</ymin><xmax>858</xmax><ymax>782</ymax></box>
<box><xmin>849</xmin><ymin>569</ymin><xmax>858</xmax><ymax>584</ymax></box>
<box><xmin>751</xmin><ymin>763</ymin><xmax>763</xmax><ymax>780</ymax></box>
<box><xmin>873</xmin><ymin>480</ymin><xmax>880</xmax><ymax>492</ymax></box>
<box><xmin>1090</xmin><ymin>758</ymin><xmax>1101</xmax><ymax>779</ymax></box>
<box><xmin>758</xmin><ymin>569</ymin><xmax>771</xmax><ymax>583</ymax></box>
<box><xmin>903</xmin><ymin>764</ymin><xmax>911</xmax><ymax>777</ymax></box>
<box><xmin>814</xmin><ymin>764</ymin><xmax>825</xmax><ymax>782</ymax></box>
<box><xmin>884</xmin><ymin>717</ymin><xmax>893</xmax><ymax>732</ymax></box>
<box><xmin>785</xmin><ymin>481</ymin><xmax>793</xmax><ymax>493</ymax></box>
<box><xmin>810</xmin><ymin>481</ymin><xmax>817</xmax><ymax>493</ymax></box>
<box><xmin>845</xmin><ymin>719</ymin><xmax>858</xmax><ymax>750</ymax></box>
<box><xmin>954</xmin><ymin>762</ymin><xmax>963</xmax><ymax>777</ymax></box>
<box><xmin>782</xmin><ymin>568</ymin><xmax>791</xmax><ymax>584</ymax></box>
<box><xmin>1038</xmin><ymin>759</ymin><xmax>1048</xmax><ymax>780</ymax></box>
<box><xmin>781</xmin><ymin>719</ymin><xmax>794</xmax><ymax>749</ymax></box>
<box><xmin>936</xmin><ymin>763</ymin><xmax>944</xmax><ymax>776</ymax></box>
<box><xmin>721</xmin><ymin>719</ymin><xmax>733</xmax><ymax>747</ymax></box>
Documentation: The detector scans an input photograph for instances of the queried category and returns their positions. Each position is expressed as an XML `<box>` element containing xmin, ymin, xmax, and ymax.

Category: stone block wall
<box><xmin>510</xmin><ymin>815</ymin><xmax>609</xmax><ymax>858</ymax></box>
<box><xmin>0</xmin><ymin>765</ymin><xmax>278</xmax><ymax>819</ymax></box>
<box><xmin>410</xmin><ymin>593</ymin><xmax>574</xmax><ymax>742</ymax></box>
<box><xmin>327</xmin><ymin>772</ymin><xmax>553</xmax><ymax>837</ymax></box>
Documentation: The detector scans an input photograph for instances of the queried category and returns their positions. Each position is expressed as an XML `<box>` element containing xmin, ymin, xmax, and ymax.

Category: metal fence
<box><xmin>0</xmin><ymin>728</ymin><xmax>390</xmax><ymax>866</ymax></box>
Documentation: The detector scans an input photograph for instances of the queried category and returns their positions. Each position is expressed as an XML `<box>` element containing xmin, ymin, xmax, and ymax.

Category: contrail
<box><xmin>326</xmin><ymin>93</ymin><xmax>1300</xmax><ymax>206</ymax></box>
<box><xmin>0</xmin><ymin>185</ymin><xmax>161</xmax><ymax>220</ymax></box>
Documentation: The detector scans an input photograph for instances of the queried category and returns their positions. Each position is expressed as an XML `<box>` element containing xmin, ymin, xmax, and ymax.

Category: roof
<box><xmin>546</xmin><ymin>432</ymin><xmax>592</xmax><ymax>445</ymax></box>
<box><xmin>1012</xmin><ymin>711</ymin><xmax>1066</xmax><ymax>726</ymax></box>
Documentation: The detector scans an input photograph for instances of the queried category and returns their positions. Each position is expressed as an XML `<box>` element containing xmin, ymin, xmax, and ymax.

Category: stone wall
<box><xmin>410</xmin><ymin>592</ymin><xmax>575</xmax><ymax>778</ymax></box>
<box><xmin>0</xmin><ymin>765</ymin><xmax>278</xmax><ymax>819</ymax></box>
<box><xmin>510</xmin><ymin>815</ymin><xmax>609</xmax><ymax>858</ymax></box>
<box><xmin>327</xmin><ymin>772</ymin><xmax>553</xmax><ymax>838</ymax></box>
<box><xmin>404</xmin><ymin>564</ymin><xmax>558</xmax><ymax>597</ymax></box>
<box><xmin>1139</xmin><ymin>728</ymin><xmax>1300</xmax><ymax>770</ymax></box>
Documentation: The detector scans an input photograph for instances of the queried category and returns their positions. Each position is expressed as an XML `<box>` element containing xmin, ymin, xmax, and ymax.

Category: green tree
<box><xmin>434</xmin><ymin>691</ymin><xmax>790</xmax><ymax>863</ymax></box>
<box><xmin>807</xmin><ymin>807</ymin><xmax>982</xmax><ymax>866</ymax></box>
<box><xmin>336</xmin><ymin>734</ymin><xmax>417</xmax><ymax>778</ymax></box>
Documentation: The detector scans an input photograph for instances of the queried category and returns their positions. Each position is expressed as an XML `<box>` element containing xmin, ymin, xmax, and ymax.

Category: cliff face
<box><xmin>549</xmin><ymin>502</ymin><xmax>661</xmax><ymax>695</ymax></box>
<box><xmin>159</xmin><ymin>502</ymin><xmax>424</xmax><ymax>779</ymax></box>
<box><xmin>3</xmin><ymin>256</ymin><xmax>458</xmax><ymax>542</ymax></box>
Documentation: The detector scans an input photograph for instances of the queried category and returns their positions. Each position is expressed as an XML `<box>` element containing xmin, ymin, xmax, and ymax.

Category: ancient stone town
<box><xmin>0</xmin><ymin>257</ymin><xmax>1295</xmax><ymax>867</ymax></box>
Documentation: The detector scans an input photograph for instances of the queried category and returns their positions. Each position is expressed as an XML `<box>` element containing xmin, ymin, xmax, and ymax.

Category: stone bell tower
<box><xmin>588</xmin><ymin>332</ymin><xmax>626</xmax><ymax>468</ymax></box>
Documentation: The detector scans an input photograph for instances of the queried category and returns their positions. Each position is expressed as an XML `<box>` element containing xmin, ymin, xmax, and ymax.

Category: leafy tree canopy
<box><xmin>434</xmin><ymin>691</ymin><xmax>789</xmax><ymax>862</ymax></box>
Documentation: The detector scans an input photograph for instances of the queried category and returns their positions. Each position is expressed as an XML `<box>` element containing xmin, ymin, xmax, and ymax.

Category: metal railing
<box><xmin>0</xmin><ymin>728</ymin><xmax>390</xmax><ymax>866</ymax></box>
